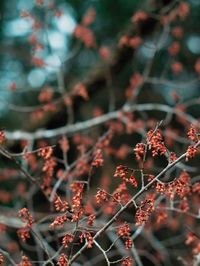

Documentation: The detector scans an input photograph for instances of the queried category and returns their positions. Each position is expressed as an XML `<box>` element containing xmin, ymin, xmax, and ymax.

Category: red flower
<box><xmin>121</xmin><ymin>257</ymin><xmax>133</xmax><ymax>266</ymax></box>
<box><xmin>54</xmin><ymin>196</ymin><xmax>68</xmax><ymax>212</ymax></box>
<box><xmin>187</xmin><ymin>125</ymin><xmax>199</xmax><ymax>143</ymax></box>
<box><xmin>79</xmin><ymin>231</ymin><xmax>93</xmax><ymax>248</ymax></box>
<box><xmin>62</xmin><ymin>234</ymin><xmax>74</xmax><ymax>248</ymax></box>
<box><xmin>96</xmin><ymin>189</ymin><xmax>108</xmax><ymax>204</ymax></box>
<box><xmin>146</xmin><ymin>129</ymin><xmax>166</xmax><ymax>157</ymax></box>
<box><xmin>116</xmin><ymin>222</ymin><xmax>131</xmax><ymax>238</ymax></box>
<box><xmin>134</xmin><ymin>143</ymin><xmax>145</xmax><ymax>161</ymax></box>
<box><xmin>57</xmin><ymin>254</ymin><xmax>68</xmax><ymax>266</ymax></box>
<box><xmin>186</xmin><ymin>145</ymin><xmax>197</xmax><ymax>161</ymax></box>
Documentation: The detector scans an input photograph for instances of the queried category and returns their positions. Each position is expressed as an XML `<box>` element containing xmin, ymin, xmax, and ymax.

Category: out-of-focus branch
<box><xmin>0</xmin><ymin>215</ymin><xmax>25</xmax><ymax>228</ymax></box>
<box><xmin>5</xmin><ymin>103</ymin><xmax>198</xmax><ymax>141</ymax></box>
<box><xmin>145</xmin><ymin>77</ymin><xmax>200</xmax><ymax>89</ymax></box>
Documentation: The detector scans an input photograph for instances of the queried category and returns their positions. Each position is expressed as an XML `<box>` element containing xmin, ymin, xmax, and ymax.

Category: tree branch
<box><xmin>68</xmin><ymin>140</ymin><xmax>200</xmax><ymax>264</ymax></box>
<box><xmin>5</xmin><ymin>103</ymin><xmax>197</xmax><ymax>141</ymax></box>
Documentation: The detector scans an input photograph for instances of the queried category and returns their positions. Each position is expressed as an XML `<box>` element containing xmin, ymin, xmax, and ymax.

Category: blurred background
<box><xmin>0</xmin><ymin>0</ymin><xmax>200</xmax><ymax>131</ymax></box>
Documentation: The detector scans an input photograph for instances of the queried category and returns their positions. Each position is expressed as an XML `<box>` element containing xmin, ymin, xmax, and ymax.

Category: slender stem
<box><xmin>94</xmin><ymin>240</ymin><xmax>110</xmax><ymax>266</ymax></box>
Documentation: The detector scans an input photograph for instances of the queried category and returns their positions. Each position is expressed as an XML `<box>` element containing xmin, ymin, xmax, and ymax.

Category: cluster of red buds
<box><xmin>17</xmin><ymin>208</ymin><xmax>34</xmax><ymax>242</ymax></box>
<box><xmin>116</xmin><ymin>223</ymin><xmax>133</xmax><ymax>249</ymax></box>
<box><xmin>50</xmin><ymin>215</ymin><xmax>68</xmax><ymax>229</ymax></box>
<box><xmin>95</xmin><ymin>189</ymin><xmax>108</xmax><ymax>204</ymax></box>
<box><xmin>62</xmin><ymin>234</ymin><xmax>74</xmax><ymax>248</ymax></box>
<box><xmin>186</xmin><ymin>145</ymin><xmax>197</xmax><ymax>161</ymax></box>
<box><xmin>133</xmin><ymin>143</ymin><xmax>146</xmax><ymax>161</ymax></box>
<box><xmin>92</xmin><ymin>149</ymin><xmax>103</xmax><ymax>167</ymax></box>
<box><xmin>135</xmin><ymin>196</ymin><xmax>155</xmax><ymax>226</ymax></box>
<box><xmin>54</xmin><ymin>196</ymin><xmax>69</xmax><ymax>212</ymax></box>
<box><xmin>79</xmin><ymin>231</ymin><xmax>94</xmax><ymax>248</ymax></box>
<box><xmin>57</xmin><ymin>253</ymin><xmax>68</xmax><ymax>266</ymax></box>
<box><xmin>146</xmin><ymin>129</ymin><xmax>167</xmax><ymax>157</ymax></box>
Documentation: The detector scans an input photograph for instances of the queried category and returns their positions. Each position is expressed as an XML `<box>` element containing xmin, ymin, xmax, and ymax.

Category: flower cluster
<box><xmin>42</xmin><ymin>157</ymin><xmax>56</xmax><ymax>186</ymax></box>
<box><xmin>50</xmin><ymin>215</ymin><xmax>68</xmax><ymax>229</ymax></box>
<box><xmin>70</xmin><ymin>183</ymin><xmax>84</xmax><ymax>210</ymax></box>
<box><xmin>54</xmin><ymin>196</ymin><xmax>68</xmax><ymax>212</ymax></box>
<box><xmin>17</xmin><ymin>228</ymin><xmax>31</xmax><ymax>242</ymax></box>
<box><xmin>121</xmin><ymin>256</ymin><xmax>133</xmax><ymax>266</ymax></box>
<box><xmin>40</xmin><ymin>147</ymin><xmax>56</xmax><ymax>194</ymax></box>
<box><xmin>129</xmin><ymin>175</ymin><xmax>138</xmax><ymax>188</ymax></box>
<box><xmin>111</xmin><ymin>182</ymin><xmax>129</xmax><ymax>206</ymax></box>
<box><xmin>114</xmin><ymin>165</ymin><xmax>128</xmax><ymax>180</ymax></box>
<box><xmin>74</xmin><ymin>25</ymin><xmax>96</xmax><ymax>48</ymax></box>
<box><xmin>17</xmin><ymin>208</ymin><xmax>34</xmax><ymax>241</ymax></box>
<box><xmin>124</xmin><ymin>238</ymin><xmax>132</xmax><ymax>249</ymax></box>
<box><xmin>187</xmin><ymin>125</ymin><xmax>199</xmax><ymax>143</ymax></box>
<box><xmin>73</xmin><ymin>9</ymin><xmax>96</xmax><ymax>49</ymax></box>
<box><xmin>174</xmin><ymin>172</ymin><xmax>191</xmax><ymax>198</ymax></box>
<box><xmin>95</xmin><ymin>189</ymin><xmax>108</xmax><ymax>204</ymax></box>
<box><xmin>135</xmin><ymin>196</ymin><xmax>155</xmax><ymax>226</ymax></box>
<box><xmin>134</xmin><ymin>143</ymin><xmax>146</xmax><ymax>161</ymax></box>
<box><xmin>38</xmin><ymin>146</ymin><xmax>53</xmax><ymax>159</ymax></box>
<box><xmin>156</xmin><ymin>171</ymin><xmax>191</xmax><ymax>200</ymax></box>
<box><xmin>185</xmin><ymin>232</ymin><xmax>200</xmax><ymax>256</ymax></box>
<box><xmin>92</xmin><ymin>149</ymin><xmax>103</xmax><ymax>167</ymax></box>
<box><xmin>62</xmin><ymin>234</ymin><xmax>74</xmax><ymax>248</ymax></box>
<box><xmin>18</xmin><ymin>208</ymin><xmax>33</xmax><ymax>226</ymax></box>
<box><xmin>186</xmin><ymin>145</ymin><xmax>197</xmax><ymax>161</ymax></box>
<box><xmin>79</xmin><ymin>231</ymin><xmax>94</xmax><ymax>248</ymax></box>
<box><xmin>70</xmin><ymin>182</ymin><xmax>85</xmax><ymax>222</ymax></box>
<box><xmin>57</xmin><ymin>253</ymin><xmax>68</xmax><ymax>266</ymax></box>
<box><xmin>168</xmin><ymin>152</ymin><xmax>177</xmax><ymax>163</ymax></box>
<box><xmin>87</xmin><ymin>214</ymin><xmax>96</xmax><ymax>226</ymax></box>
<box><xmin>116</xmin><ymin>222</ymin><xmax>132</xmax><ymax>249</ymax></box>
<box><xmin>114</xmin><ymin>165</ymin><xmax>138</xmax><ymax>188</ymax></box>
<box><xmin>146</xmin><ymin>129</ymin><xmax>166</xmax><ymax>157</ymax></box>
<box><xmin>116</xmin><ymin>222</ymin><xmax>131</xmax><ymax>238</ymax></box>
